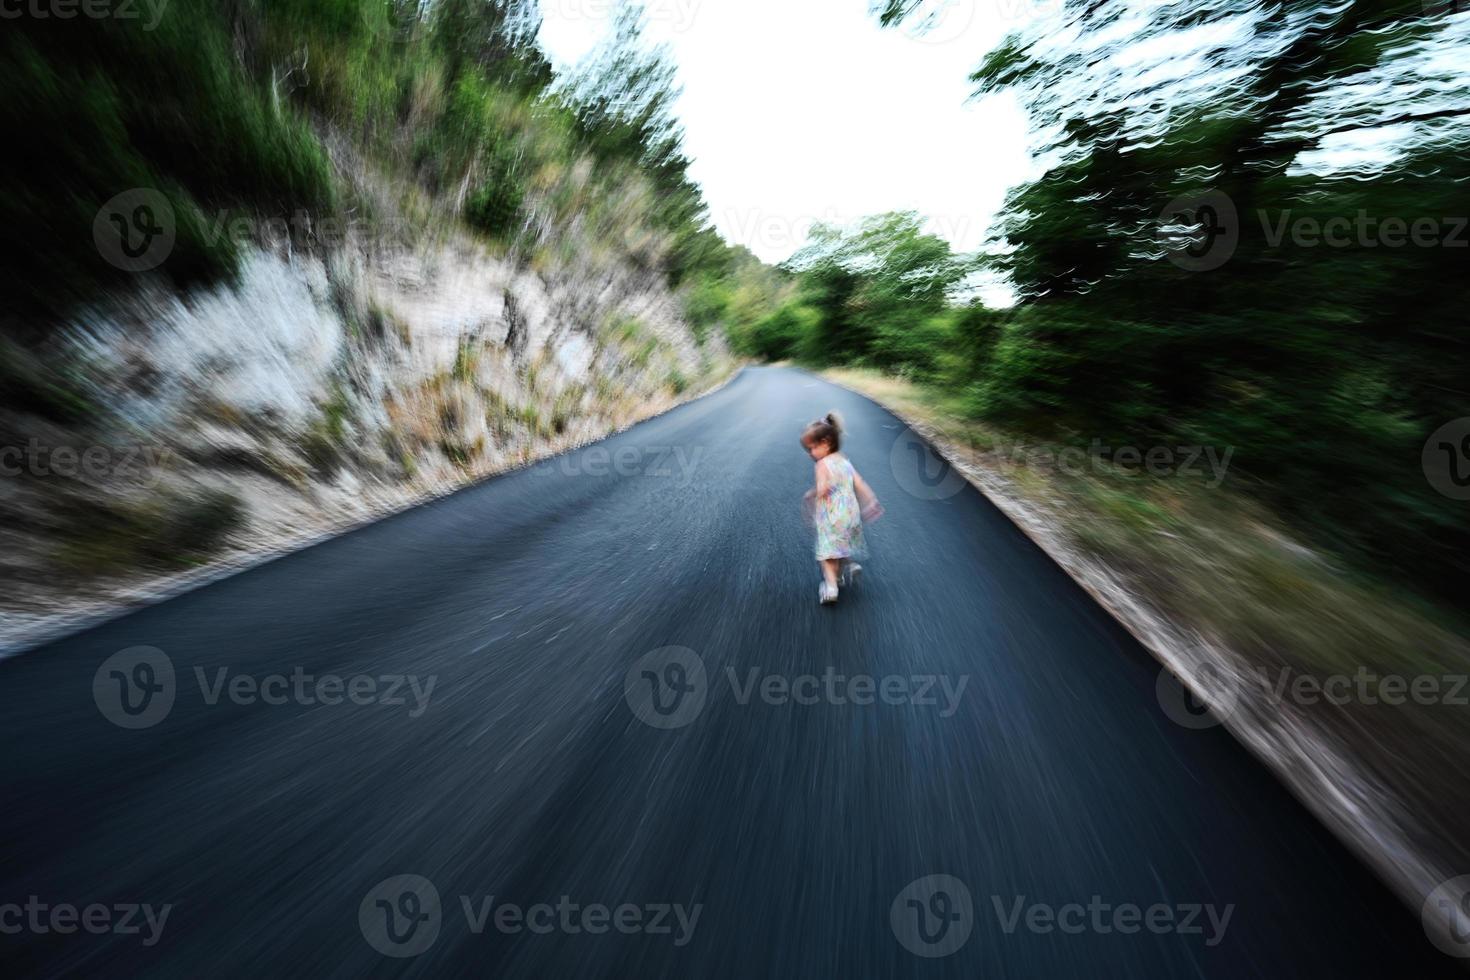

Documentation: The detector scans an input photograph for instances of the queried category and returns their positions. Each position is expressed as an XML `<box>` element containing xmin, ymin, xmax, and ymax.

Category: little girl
<box><xmin>801</xmin><ymin>412</ymin><xmax>882</xmax><ymax>605</ymax></box>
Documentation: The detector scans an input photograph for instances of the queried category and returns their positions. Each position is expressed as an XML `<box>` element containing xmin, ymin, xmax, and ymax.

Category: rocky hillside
<box><xmin>0</xmin><ymin>2</ymin><xmax>770</xmax><ymax>644</ymax></box>
<box><xmin>0</xmin><ymin>217</ymin><xmax>731</xmax><ymax>642</ymax></box>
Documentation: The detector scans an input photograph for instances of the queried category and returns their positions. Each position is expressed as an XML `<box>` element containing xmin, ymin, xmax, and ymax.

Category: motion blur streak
<box><xmin>3</xmin><ymin>0</ymin><xmax>1469</xmax><ymax>975</ymax></box>
<box><xmin>0</xmin><ymin>368</ymin><xmax>1457</xmax><ymax>977</ymax></box>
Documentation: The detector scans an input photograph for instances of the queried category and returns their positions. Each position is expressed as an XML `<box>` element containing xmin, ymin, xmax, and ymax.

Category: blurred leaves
<box><xmin>782</xmin><ymin>212</ymin><xmax>974</xmax><ymax>372</ymax></box>
<box><xmin>861</xmin><ymin>0</ymin><xmax>1470</xmax><ymax>599</ymax></box>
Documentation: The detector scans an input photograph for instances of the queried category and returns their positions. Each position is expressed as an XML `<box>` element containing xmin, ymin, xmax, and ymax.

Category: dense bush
<box><xmin>2</xmin><ymin>0</ymin><xmax>744</xmax><ymax>334</ymax></box>
<box><xmin>781</xmin><ymin>0</ymin><xmax>1470</xmax><ymax>604</ymax></box>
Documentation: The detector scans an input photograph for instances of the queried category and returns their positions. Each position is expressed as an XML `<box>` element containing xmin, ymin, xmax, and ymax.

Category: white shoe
<box><xmin>843</xmin><ymin>562</ymin><xmax>863</xmax><ymax>587</ymax></box>
<box><xmin>819</xmin><ymin>582</ymin><xmax>839</xmax><ymax>604</ymax></box>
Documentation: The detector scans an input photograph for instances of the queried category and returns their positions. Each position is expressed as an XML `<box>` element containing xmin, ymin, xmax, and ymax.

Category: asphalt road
<box><xmin>0</xmin><ymin>366</ymin><xmax>1457</xmax><ymax>978</ymax></box>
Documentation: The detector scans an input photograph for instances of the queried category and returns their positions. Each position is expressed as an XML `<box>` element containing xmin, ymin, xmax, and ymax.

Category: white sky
<box><xmin>537</xmin><ymin>0</ymin><xmax>1044</xmax><ymax>269</ymax></box>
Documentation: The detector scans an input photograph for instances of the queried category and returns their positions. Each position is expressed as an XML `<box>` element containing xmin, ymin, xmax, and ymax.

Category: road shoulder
<box><xmin>821</xmin><ymin>364</ymin><xmax>1470</xmax><ymax>952</ymax></box>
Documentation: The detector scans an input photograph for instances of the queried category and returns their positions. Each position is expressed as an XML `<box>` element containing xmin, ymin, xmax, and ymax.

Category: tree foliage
<box><xmin>854</xmin><ymin>0</ymin><xmax>1470</xmax><ymax>598</ymax></box>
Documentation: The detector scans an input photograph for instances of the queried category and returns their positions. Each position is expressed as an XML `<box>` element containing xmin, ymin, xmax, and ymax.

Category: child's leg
<box><xmin>820</xmin><ymin>559</ymin><xmax>842</xmax><ymax>589</ymax></box>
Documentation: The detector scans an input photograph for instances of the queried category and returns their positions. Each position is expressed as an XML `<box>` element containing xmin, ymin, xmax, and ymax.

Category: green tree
<box><xmin>786</xmin><ymin>212</ymin><xmax>971</xmax><ymax>371</ymax></box>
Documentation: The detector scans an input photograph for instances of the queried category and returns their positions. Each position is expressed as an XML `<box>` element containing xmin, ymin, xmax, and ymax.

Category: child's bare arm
<box><xmin>815</xmin><ymin>458</ymin><xmax>833</xmax><ymax>497</ymax></box>
<box><xmin>852</xmin><ymin>468</ymin><xmax>884</xmax><ymax>522</ymax></box>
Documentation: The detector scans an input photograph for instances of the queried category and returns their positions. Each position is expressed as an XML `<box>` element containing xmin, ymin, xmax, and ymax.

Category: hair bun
<box><xmin>825</xmin><ymin>410</ymin><xmax>845</xmax><ymax>434</ymax></box>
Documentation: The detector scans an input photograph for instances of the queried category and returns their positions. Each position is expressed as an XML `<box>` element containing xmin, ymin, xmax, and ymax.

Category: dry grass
<box><xmin>826</xmin><ymin>365</ymin><xmax>1470</xmax><ymax>878</ymax></box>
<box><xmin>826</xmin><ymin>367</ymin><xmax>1467</xmax><ymax>677</ymax></box>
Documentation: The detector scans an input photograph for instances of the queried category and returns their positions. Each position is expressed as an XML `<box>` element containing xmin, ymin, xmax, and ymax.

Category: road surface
<box><xmin>0</xmin><ymin>366</ymin><xmax>1456</xmax><ymax>977</ymax></box>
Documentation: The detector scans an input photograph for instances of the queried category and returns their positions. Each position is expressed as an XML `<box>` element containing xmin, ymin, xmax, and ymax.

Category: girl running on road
<box><xmin>801</xmin><ymin>412</ymin><xmax>882</xmax><ymax>605</ymax></box>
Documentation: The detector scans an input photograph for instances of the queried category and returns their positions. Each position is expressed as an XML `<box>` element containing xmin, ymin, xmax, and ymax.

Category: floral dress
<box><xmin>814</xmin><ymin>455</ymin><xmax>865</xmax><ymax>561</ymax></box>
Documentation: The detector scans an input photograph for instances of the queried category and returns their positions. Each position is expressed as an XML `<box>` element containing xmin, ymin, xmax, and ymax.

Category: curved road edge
<box><xmin>817</xmin><ymin>367</ymin><xmax>1469</xmax><ymax>956</ymax></box>
<box><xmin>0</xmin><ymin>365</ymin><xmax>751</xmax><ymax>661</ymax></box>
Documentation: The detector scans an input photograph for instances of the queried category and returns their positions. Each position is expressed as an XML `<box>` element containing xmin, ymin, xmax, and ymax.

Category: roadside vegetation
<box><xmin>737</xmin><ymin>0</ymin><xmax>1468</xmax><ymax>614</ymax></box>
<box><xmin>730</xmin><ymin>0</ymin><xmax>1470</xmax><ymax>884</ymax></box>
<box><xmin>2</xmin><ymin>0</ymin><xmax>779</xmax><ymax>583</ymax></box>
<box><xmin>2</xmin><ymin>0</ymin><xmax>781</xmax><ymax>346</ymax></box>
